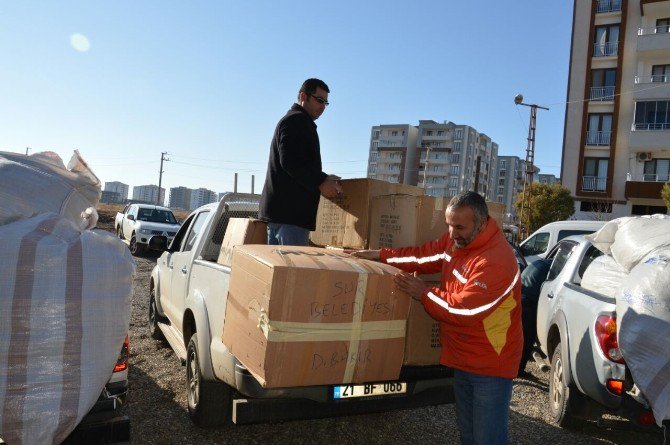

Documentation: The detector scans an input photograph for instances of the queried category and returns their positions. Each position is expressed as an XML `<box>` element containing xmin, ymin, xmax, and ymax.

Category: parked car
<box><xmin>535</xmin><ymin>236</ymin><xmax>658</xmax><ymax>430</ymax></box>
<box><xmin>115</xmin><ymin>203</ymin><xmax>181</xmax><ymax>255</ymax></box>
<box><xmin>518</xmin><ymin>220</ymin><xmax>606</xmax><ymax>264</ymax></box>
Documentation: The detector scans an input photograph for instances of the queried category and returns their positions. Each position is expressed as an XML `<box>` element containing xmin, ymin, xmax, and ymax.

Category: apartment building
<box><xmin>494</xmin><ymin>156</ymin><xmax>526</xmax><ymax>220</ymax></box>
<box><xmin>169</xmin><ymin>186</ymin><xmax>192</xmax><ymax>210</ymax></box>
<box><xmin>103</xmin><ymin>181</ymin><xmax>129</xmax><ymax>203</ymax></box>
<box><xmin>538</xmin><ymin>173</ymin><xmax>560</xmax><ymax>185</ymax></box>
<box><xmin>133</xmin><ymin>184</ymin><xmax>165</xmax><ymax>205</ymax></box>
<box><xmin>189</xmin><ymin>187</ymin><xmax>217</xmax><ymax>210</ymax></box>
<box><xmin>367</xmin><ymin>120</ymin><xmax>498</xmax><ymax>200</ymax></box>
<box><xmin>563</xmin><ymin>0</ymin><xmax>670</xmax><ymax>218</ymax></box>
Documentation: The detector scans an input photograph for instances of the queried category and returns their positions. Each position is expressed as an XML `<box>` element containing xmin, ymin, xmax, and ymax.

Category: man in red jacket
<box><xmin>351</xmin><ymin>191</ymin><xmax>522</xmax><ymax>445</ymax></box>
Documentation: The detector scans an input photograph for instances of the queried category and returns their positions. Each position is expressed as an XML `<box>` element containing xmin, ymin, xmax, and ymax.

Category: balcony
<box><xmin>586</xmin><ymin>130</ymin><xmax>612</xmax><ymax>146</ymax></box>
<box><xmin>593</xmin><ymin>41</ymin><xmax>618</xmax><ymax>57</ymax></box>
<box><xmin>596</xmin><ymin>0</ymin><xmax>622</xmax><ymax>13</ymax></box>
<box><xmin>625</xmin><ymin>175</ymin><xmax>668</xmax><ymax>199</ymax></box>
<box><xmin>582</xmin><ymin>176</ymin><xmax>607</xmax><ymax>192</ymax></box>
<box><xmin>633</xmin><ymin>75</ymin><xmax>670</xmax><ymax>99</ymax></box>
<box><xmin>590</xmin><ymin>86</ymin><xmax>615</xmax><ymax>101</ymax></box>
<box><xmin>637</xmin><ymin>26</ymin><xmax>670</xmax><ymax>55</ymax></box>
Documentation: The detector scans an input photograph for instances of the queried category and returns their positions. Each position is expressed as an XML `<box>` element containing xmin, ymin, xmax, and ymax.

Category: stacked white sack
<box><xmin>580</xmin><ymin>254</ymin><xmax>628</xmax><ymax>298</ymax></box>
<box><xmin>585</xmin><ymin>214</ymin><xmax>670</xmax><ymax>272</ymax></box>
<box><xmin>0</xmin><ymin>213</ymin><xmax>135</xmax><ymax>444</ymax></box>
<box><xmin>0</xmin><ymin>151</ymin><xmax>101</xmax><ymax>226</ymax></box>
<box><xmin>615</xmin><ymin>252</ymin><xmax>670</xmax><ymax>426</ymax></box>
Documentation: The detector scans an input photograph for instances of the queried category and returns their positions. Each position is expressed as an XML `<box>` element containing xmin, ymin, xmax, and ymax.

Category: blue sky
<box><xmin>0</xmin><ymin>1</ymin><xmax>573</xmax><ymax>198</ymax></box>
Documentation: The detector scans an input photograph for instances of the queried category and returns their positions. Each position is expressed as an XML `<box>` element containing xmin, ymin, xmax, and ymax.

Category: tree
<box><xmin>662</xmin><ymin>183</ymin><xmax>670</xmax><ymax>212</ymax></box>
<box><xmin>515</xmin><ymin>183</ymin><xmax>575</xmax><ymax>234</ymax></box>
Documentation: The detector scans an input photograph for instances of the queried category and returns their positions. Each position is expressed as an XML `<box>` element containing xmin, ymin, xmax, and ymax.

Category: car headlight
<box><xmin>139</xmin><ymin>228</ymin><xmax>152</xmax><ymax>235</ymax></box>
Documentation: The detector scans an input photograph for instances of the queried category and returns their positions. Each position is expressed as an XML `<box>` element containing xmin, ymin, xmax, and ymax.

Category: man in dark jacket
<box><xmin>259</xmin><ymin>78</ymin><xmax>342</xmax><ymax>246</ymax></box>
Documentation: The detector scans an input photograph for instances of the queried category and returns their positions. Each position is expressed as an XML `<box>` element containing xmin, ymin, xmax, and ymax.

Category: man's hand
<box><xmin>394</xmin><ymin>271</ymin><xmax>426</xmax><ymax>300</ymax></box>
<box><xmin>344</xmin><ymin>249</ymin><xmax>380</xmax><ymax>261</ymax></box>
<box><xmin>319</xmin><ymin>175</ymin><xmax>343</xmax><ymax>198</ymax></box>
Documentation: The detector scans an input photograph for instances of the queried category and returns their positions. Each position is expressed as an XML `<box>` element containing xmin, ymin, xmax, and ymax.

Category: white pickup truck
<box><xmin>535</xmin><ymin>235</ymin><xmax>659</xmax><ymax>431</ymax></box>
<box><xmin>115</xmin><ymin>203</ymin><xmax>180</xmax><ymax>255</ymax></box>
<box><xmin>148</xmin><ymin>193</ymin><xmax>454</xmax><ymax>426</ymax></box>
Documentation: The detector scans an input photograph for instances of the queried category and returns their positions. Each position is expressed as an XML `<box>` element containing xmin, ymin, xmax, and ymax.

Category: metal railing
<box><xmin>627</xmin><ymin>173</ymin><xmax>670</xmax><ymax>182</ymax></box>
<box><xmin>590</xmin><ymin>86</ymin><xmax>615</xmax><ymax>101</ymax></box>
<box><xmin>586</xmin><ymin>130</ymin><xmax>612</xmax><ymax>146</ymax></box>
<box><xmin>596</xmin><ymin>0</ymin><xmax>622</xmax><ymax>13</ymax></box>
<box><xmin>582</xmin><ymin>176</ymin><xmax>607</xmax><ymax>192</ymax></box>
<box><xmin>593</xmin><ymin>41</ymin><xmax>618</xmax><ymax>57</ymax></box>
<box><xmin>638</xmin><ymin>25</ymin><xmax>670</xmax><ymax>36</ymax></box>
<box><xmin>632</xmin><ymin>122</ymin><xmax>670</xmax><ymax>130</ymax></box>
<box><xmin>634</xmin><ymin>74</ymin><xmax>670</xmax><ymax>84</ymax></box>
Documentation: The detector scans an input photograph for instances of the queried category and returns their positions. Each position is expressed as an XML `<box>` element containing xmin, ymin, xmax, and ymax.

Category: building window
<box><xmin>634</xmin><ymin>101</ymin><xmax>670</xmax><ymax>130</ymax></box>
<box><xmin>373</xmin><ymin>130</ymin><xmax>380</xmax><ymax>139</ymax></box>
<box><xmin>498</xmin><ymin>187</ymin><xmax>504</xmax><ymax>195</ymax></box>
<box><xmin>651</xmin><ymin>64</ymin><xmax>670</xmax><ymax>83</ymax></box>
<box><xmin>455</xmin><ymin>129</ymin><xmax>463</xmax><ymax>139</ymax></box>
<box><xmin>498</xmin><ymin>178</ymin><xmax>505</xmax><ymax>186</ymax></box>
<box><xmin>580</xmin><ymin>201</ymin><xmax>612</xmax><ymax>213</ymax></box>
<box><xmin>594</xmin><ymin>24</ymin><xmax>619</xmax><ymax>57</ymax></box>
<box><xmin>656</xmin><ymin>18</ymin><xmax>670</xmax><ymax>33</ymax></box>
<box><xmin>426</xmin><ymin>130</ymin><xmax>433</xmax><ymax>136</ymax></box>
<box><xmin>643</xmin><ymin>159</ymin><xmax>670</xmax><ymax>182</ymax></box>
<box><xmin>499</xmin><ymin>170</ymin><xmax>506</xmax><ymax>177</ymax></box>
<box><xmin>596</xmin><ymin>0</ymin><xmax>621</xmax><ymax>13</ymax></box>
<box><xmin>450</xmin><ymin>165</ymin><xmax>460</xmax><ymax>175</ymax></box>
<box><xmin>590</xmin><ymin>69</ymin><xmax>616</xmax><ymax>101</ymax></box>
<box><xmin>586</xmin><ymin>113</ymin><xmax>612</xmax><ymax>145</ymax></box>
<box><xmin>437</xmin><ymin>130</ymin><xmax>444</xmax><ymax>136</ymax></box>
<box><xmin>453</xmin><ymin>141</ymin><xmax>462</xmax><ymax>152</ymax></box>
<box><xmin>632</xmin><ymin>204</ymin><xmax>668</xmax><ymax>215</ymax></box>
<box><xmin>500</xmin><ymin>160</ymin><xmax>507</xmax><ymax>169</ymax></box>
<box><xmin>451</xmin><ymin>154</ymin><xmax>460</xmax><ymax>163</ymax></box>
<box><xmin>582</xmin><ymin>158</ymin><xmax>608</xmax><ymax>191</ymax></box>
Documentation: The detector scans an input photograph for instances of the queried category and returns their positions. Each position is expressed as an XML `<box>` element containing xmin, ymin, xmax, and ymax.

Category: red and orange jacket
<box><xmin>380</xmin><ymin>218</ymin><xmax>522</xmax><ymax>379</ymax></box>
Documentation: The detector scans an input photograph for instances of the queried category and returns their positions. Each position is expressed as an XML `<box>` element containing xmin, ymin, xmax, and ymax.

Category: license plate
<box><xmin>333</xmin><ymin>382</ymin><xmax>406</xmax><ymax>399</ymax></box>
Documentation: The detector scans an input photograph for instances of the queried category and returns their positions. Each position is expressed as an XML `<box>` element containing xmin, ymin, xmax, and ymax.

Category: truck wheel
<box><xmin>186</xmin><ymin>335</ymin><xmax>233</xmax><ymax>427</ymax></box>
<box><xmin>149</xmin><ymin>289</ymin><xmax>164</xmax><ymax>340</ymax></box>
<box><xmin>129</xmin><ymin>235</ymin><xmax>145</xmax><ymax>256</ymax></box>
<box><xmin>549</xmin><ymin>342</ymin><xmax>578</xmax><ymax>427</ymax></box>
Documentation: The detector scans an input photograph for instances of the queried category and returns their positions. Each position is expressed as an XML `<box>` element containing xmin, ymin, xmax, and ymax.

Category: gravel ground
<box><xmin>116</xmin><ymin>253</ymin><xmax>665</xmax><ymax>445</ymax></box>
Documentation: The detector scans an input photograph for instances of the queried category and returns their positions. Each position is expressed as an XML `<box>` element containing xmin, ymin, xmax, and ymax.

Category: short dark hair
<box><xmin>298</xmin><ymin>78</ymin><xmax>329</xmax><ymax>100</ymax></box>
<box><xmin>448</xmin><ymin>191</ymin><xmax>488</xmax><ymax>225</ymax></box>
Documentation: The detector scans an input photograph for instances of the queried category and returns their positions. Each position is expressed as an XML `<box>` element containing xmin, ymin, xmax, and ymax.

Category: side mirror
<box><xmin>127</xmin><ymin>214</ymin><xmax>135</xmax><ymax>221</ymax></box>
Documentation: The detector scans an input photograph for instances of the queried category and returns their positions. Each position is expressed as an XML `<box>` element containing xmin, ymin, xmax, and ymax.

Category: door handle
<box><xmin>181</xmin><ymin>266</ymin><xmax>188</xmax><ymax>274</ymax></box>
<box><xmin>547</xmin><ymin>292</ymin><xmax>554</xmax><ymax>299</ymax></box>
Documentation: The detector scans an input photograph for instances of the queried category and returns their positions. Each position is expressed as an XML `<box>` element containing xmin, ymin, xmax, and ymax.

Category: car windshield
<box><xmin>137</xmin><ymin>209</ymin><xmax>178</xmax><ymax>224</ymax></box>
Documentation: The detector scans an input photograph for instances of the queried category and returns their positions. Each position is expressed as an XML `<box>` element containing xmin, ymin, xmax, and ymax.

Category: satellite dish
<box><xmin>514</xmin><ymin>94</ymin><xmax>524</xmax><ymax>105</ymax></box>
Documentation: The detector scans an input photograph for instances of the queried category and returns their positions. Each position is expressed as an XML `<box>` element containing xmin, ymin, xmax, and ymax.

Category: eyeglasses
<box><xmin>310</xmin><ymin>94</ymin><xmax>329</xmax><ymax>106</ymax></box>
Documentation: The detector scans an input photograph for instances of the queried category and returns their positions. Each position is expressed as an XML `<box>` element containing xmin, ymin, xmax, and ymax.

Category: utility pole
<box><xmin>514</xmin><ymin>94</ymin><xmax>549</xmax><ymax>240</ymax></box>
<box><xmin>25</xmin><ymin>147</ymin><xmax>31</xmax><ymax>155</ymax></box>
<box><xmin>157</xmin><ymin>152</ymin><xmax>169</xmax><ymax>205</ymax></box>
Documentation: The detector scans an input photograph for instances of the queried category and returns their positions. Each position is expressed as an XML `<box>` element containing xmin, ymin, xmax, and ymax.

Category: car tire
<box><xmin>129</xmin><ymin>234</ymin><xmax>145</xmax><ymax>256</ymax></box>
<box><xmin>149</xmin><ymin>288</ymin><xmax>164</xmax><ymax>340</ymax></box>
<box><xmin>117</xmin><ymin>225</ymin><xmax>124</xmax><ymax>240</ymax></box>
<box><xmin>549</xmin><ymin>342</ymin><xmax>580</xmax><ymax>428</ymax></box>
<box><xmin>186</xmin><ymin>335</ymin><xmax>233</xmax><ymax>427</ymax></box>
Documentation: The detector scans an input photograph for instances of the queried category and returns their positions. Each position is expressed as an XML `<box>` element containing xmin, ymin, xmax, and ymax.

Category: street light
<box><xmin>514</xmin><ymin>94</ymin><xmax>549</xmax><ymax>240</ymax></box>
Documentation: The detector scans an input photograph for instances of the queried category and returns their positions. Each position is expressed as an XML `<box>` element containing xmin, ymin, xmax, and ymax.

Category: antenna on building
<box><xmin>514</xmin><ymin>94</ymin><xmax>549</xmax><ymax>239</ymax></box>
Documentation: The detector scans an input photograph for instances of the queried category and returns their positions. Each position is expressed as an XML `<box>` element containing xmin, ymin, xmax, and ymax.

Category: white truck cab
<box><xmin>519</xmin><ymin>220</ymin><xmax>606</xmax><ymax>264</ymax></box>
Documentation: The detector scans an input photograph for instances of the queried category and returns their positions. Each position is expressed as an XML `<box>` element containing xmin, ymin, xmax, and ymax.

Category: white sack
<box><xmin>0</xmin><ymin>151</ymin><xmax>101</xmax><ymax>226</ymax></box>
<box><xmin>0</xmin><ymin>213</ymin><xmax>135</xmax><ymax>444</ymax></box>
<box><xmin>615</xmin><ymin>251</ymin><xmax>670</xmax><ymax>426</ymax></box>
<box><xmin>585</xmin><ymin>214</ymin><xmax>670</xmax><ymax>272</ymax></box>
<box><xmin>581</xmin><ymin>254</ymin><xmax>628</xmax><ymax>298</ymax></box>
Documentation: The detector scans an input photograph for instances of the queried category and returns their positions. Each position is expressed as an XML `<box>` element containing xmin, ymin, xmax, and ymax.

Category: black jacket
<box><xmin>259</xmin><ymin>104</ymin><xmax>328</xmax><ymax>230</ymax></box>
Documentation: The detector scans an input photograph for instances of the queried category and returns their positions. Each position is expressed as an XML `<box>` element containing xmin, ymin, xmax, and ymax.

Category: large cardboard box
<box><xmin>404</xmin><ymin>298</ymin><xmax>442</xmax><ymax>365</ymax></box>
<box><xmin>369</xmin><ymin>194</ymin><xmax>448</xmax><ymax>249</ymax></box>
<box><xmin>310</xmin><ymin>178</ymin><xmax>424</xmax><ymax>249</ymax></box>
<box><xmin>216</xmin><ymin>218</ymin><xmax>267</xmax><ymax>266</ymax></box>
<box><xmin>222</xmin><ymin>245</ymin><xmax>411</xmax><ymax>388</ymax></box>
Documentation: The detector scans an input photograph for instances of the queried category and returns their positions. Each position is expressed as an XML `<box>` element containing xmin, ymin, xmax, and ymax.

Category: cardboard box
<box><xmin>486</xmin><ymin>201</ymin><xmax>506</xmax><ymax>230</ymax></box>
<box><xmin>369</xmin><ymin>194</ymin><xmax>448</xmax><ymax>250</ymax></box>
<box><xmin>217</xmin><ymin>218</ymin><xmax>267</xmax><ymax>266</ymax></box>
<box><xmin>222</xmin><ymin>245</ymin><xmax>411</xmax><ymax>388</ymax></box>
<box><xmin>404</xmin><ymin>298</ymin><xmax>442</xmax><ymax>366</ymax></box>
<box><xmin>310</xmin><ymin>178</ymin><xmax>424</xmax><ymax>249</ymax></box>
